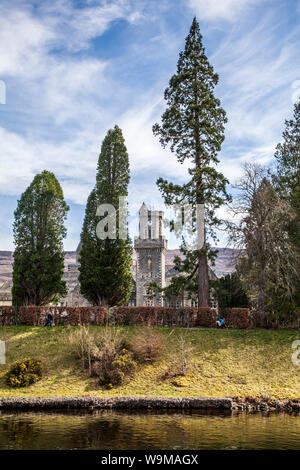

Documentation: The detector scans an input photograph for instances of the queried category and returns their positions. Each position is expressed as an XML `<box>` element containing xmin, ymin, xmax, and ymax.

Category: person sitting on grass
<box><xmin>216</xmin><ymin>316</ymin><xmax>225</xmax><ymax>329</ymax></box>
<box><xmin>45</xmin><ymin>313</ymin><xmax>53</xmax><ymax>327</ymax></box>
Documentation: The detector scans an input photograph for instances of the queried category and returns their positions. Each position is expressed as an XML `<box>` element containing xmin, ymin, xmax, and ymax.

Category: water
<box><xmin>0</xmin><ymin>410</ymin><xmax>299</xmax><ymax>450</ymax></box>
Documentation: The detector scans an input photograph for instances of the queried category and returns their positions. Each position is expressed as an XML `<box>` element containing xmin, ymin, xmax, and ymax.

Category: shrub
<box><xmin>108</xmin><ymin>306</ymin><xmax>174</xmax><ymax>326</ymax></box>
<box><xmin>173</xmin><ymin>307</ymin><xmax>198</xmax><ymax>327</ymax></box>
<box><xmin>93</xmin><ymin>328</ymin><xmax>136</xmax><ymax>387</ymax></box>
<box><xmin>1</xmin><ymin>305</ymin><xmax>296</xmax><ymax>329</ymax></box>
<box><xmin>19</xmin><ymin>306</ymin><xmax>106</xmax><ymax>326</ymax></box>
<box><xmin>196</xmin><ymin>308</ymin><xmax>217</xmax><ymax>327</ymax></box>
<box><xmin>0</xmin><ymin>307</ymin><xmax>17</xmax><ymax>326</ymax></box>
<box><xmin>97</xmin><ymin>349</ymin><xmax>137</xmax><ymax>387</ymax></box>
<box><xmin>131</xmin><ymin>328</ymin><xmax>166</xmax><ymax>363</ymax></box>
<box><xmin>224</xmin><ymin>308</ymin><xmax>251</xmax><ymax>329</ymax></box>
<box><xmin>161</xmin><ymin>332</ymin><xmax>194</xmax><ymax>380</ymax></box>
<box><xmin>6</xmin><ymin>358</ymin><xmax>43</xmax><ymax>388</ymax></box>
<box><xmin>69</xmin><ymin>326</ymin><xmax>97</xmax><ymax>375</ymax></box>
<box><xmin>69</xmin><ymin>326</ymin><xmax>136</xmax><ymax>388</ymax></box>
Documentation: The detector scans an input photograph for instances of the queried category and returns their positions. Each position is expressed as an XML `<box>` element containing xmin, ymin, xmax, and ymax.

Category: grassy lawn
<box><xmin>0</xmin><ymin>326</ymin><xmax>299</xmax><ymax>398</ymax></box>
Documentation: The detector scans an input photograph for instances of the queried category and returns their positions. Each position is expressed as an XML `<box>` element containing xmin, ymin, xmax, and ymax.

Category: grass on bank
<box><xmin>0</xmin><ymin>326</ymin><xmax>299</xmax><ymax>399</ymax></box>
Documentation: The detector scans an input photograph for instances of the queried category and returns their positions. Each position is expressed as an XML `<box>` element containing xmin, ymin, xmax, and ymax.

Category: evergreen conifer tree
<box><xmin>12</xmin><ymin>170</ymin><xmax>69</xmax><ymax>306</ymax></box>
<box><xmin>212</xmin><ymin>273</ymin><xmax>249</xmax><ymax>311</ymax></box>
<box><xmin>274</xmin><ymin>101</ymin><xmax>300</xmax><ymax>198</ymax></box>
<box><xmin>79</xmin><ymin>125</ymin><xmax>133</xmax><ymax>306</ymax></box>
<box><xmin>273</xmin><ymin>101</ymin><xmax>300</xmax><ymax>306</ymax></box>
<box><xmin>153</xmin><ymin>17</ymin><xmax>230</xmax><ymax>306</ymax></box>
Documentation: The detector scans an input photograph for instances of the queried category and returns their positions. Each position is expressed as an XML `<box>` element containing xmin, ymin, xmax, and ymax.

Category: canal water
<box><xmin>0</xmin><ymin>410</ymin><xmax>299</xmax><ymax>450</ymax></box>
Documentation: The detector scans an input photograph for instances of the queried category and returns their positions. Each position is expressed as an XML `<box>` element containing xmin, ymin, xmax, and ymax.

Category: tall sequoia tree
<box><xmin>79</xmin><ymin>125</ymin><xmax>133</xmax><ymax>306</ymax></box>
<box><xmin>12</xmin><ymin>170</ymin><xmax>69</xmax><ymax>306</ymax></box>
<box><xmin>153</xmin><ymin>17</ymin><xmax>230</xmax><ymax>306</ymax></box>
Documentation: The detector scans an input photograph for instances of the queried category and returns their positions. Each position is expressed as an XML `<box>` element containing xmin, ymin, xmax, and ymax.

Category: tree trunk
<box><xmin>194</xmin><ymin>72</ymin><xmax>210</xmax><ymax>308</ymax></box>
<box><xmin>195</xmin><ymin>148</ymin><xmax>210</xmax><ymax>307</ymax></box>
<box><xmin>258</xmin><ymin>266</ymin><xmax>266</xmax><ymax>323</ymax></box>
<box><xmin>99</xmin><ymin>295</ymin><xmax>108</xmax><ymax>307</ymax></box>
<box><xmin>198</xmin><ymin>250</ymin><xmax>210</xmax><ymax>307</ymax></box>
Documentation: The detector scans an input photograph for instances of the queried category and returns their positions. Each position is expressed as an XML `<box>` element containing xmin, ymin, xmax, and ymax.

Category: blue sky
<box><xmin>0</xmin><ymin>0</ymin><xmax>299</xmax><ymax>250</ymax></box>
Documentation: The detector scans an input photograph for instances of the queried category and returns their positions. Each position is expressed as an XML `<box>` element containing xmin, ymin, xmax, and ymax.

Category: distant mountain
<box><xmin>166</xmin><ymin>248</ymin><xmax>239</xmax><ymax>278</ymax></box>
<box><xmin>210</xmin><ymin>248</ymin><xmax>239</xmax><ymax>278</ymax></box>
<box><xmin>0</xmin><ymin>251</ymin><xmax>13</xmax><ymax>283</ymax></box>
<box><xmin>0</xmin><ymin>247</ymin><xmax>238</xmax><ymax>284</ymax></box>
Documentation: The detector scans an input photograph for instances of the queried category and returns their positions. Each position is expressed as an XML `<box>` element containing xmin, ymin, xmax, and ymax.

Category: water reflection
<box><xmin>0</xmin><ymin>409</ymin><xmax>299</xmax><ymax>450</ymax></box>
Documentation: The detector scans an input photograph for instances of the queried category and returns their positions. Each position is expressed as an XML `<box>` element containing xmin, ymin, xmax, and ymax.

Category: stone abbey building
<box><xmin>0</xmin><ymin>204</ymin><xmax>223</xmax><ymax>307</ymax></box>
<box><xmin>66</xmin><ymin>203</ymin><xmax>217</xmax><ymax>308</ymax></box>
<box><xmin>134</xmin><ymin>202</ymin><xmax>168</xmax><ymax>306</ymax></box>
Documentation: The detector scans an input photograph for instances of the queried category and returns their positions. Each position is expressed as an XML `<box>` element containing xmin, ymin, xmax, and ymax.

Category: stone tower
<box><xmin>134</xmin><ymin>203</ymin><xmax>168</xmax><ymax>306</ymax></box>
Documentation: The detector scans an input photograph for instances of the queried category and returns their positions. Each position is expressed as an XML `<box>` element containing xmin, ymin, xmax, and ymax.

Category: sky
<box><xmin>0</xmin><ymin>0</ymin><xmax>299</xmax><ymax>250</ymax></box>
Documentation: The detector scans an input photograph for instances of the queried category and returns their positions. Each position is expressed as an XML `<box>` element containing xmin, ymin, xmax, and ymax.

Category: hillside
<box><xmin>0</xmin><ymin>252</ymin><xmax>13</xmax><ymax>283</ymax></box>
<box><xmin>0</xmin><ymin>248</ymin><xmax>238</xmax><ymax>284</ymax></box>
<box><xmin>0</xmin><ymin>326</ymin><xmax>298</xmax><ymax>398</ymax></box>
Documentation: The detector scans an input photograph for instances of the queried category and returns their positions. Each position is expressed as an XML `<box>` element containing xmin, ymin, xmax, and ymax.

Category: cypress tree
<box><xmin>153</xmin><ymin>17</ymin><xmax>230</xmax><ymax>306</ymax></box>
<box><xmin>12</xmin><ymin>170</ymin><xmax>69</xmax><ymax>306</ymax></box>
<box><xmin>79</xmin><ymin>125</ymin><xmax>133</xmax><ymax>306</ymax></box>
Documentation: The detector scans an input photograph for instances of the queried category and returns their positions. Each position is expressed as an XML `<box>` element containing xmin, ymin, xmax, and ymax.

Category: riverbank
<box><xmin>0</xmin><ymin>396</ymin><xmax>299</xmax><ymax>412</ymax></box>
<box><xmin>0</xmin><ymin>326</ymin><xmax>299</xmax><ymax>398</ymax></box>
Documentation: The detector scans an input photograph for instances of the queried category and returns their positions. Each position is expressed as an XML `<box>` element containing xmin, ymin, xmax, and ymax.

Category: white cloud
<box><xmin>0</xmin><ymin>126</ymin><xmax>97</xmax><ymax>204</ymax></box>
<box><xmin>0</xmin><ymin>1</ymin><xmax>138</xmax><ymax>129</ymax></box>
<box><xmin>189</xmin><ymin>0</ymin><xmax>264</xmax><ymax>21</ymax></box>
<box><xmin>0</xmin><ymin>88</ymin><xmax>189</xmax><ymax>206</ymax></box>
<box><xmin>37</xmin><ymin>58</ymin><xmax>107</xmax><ymax>125</ymax></box>
<box><xmin>39</xmin><ymin>0</ymin><xmax>143</xmax><ymax>52</ymax></box>
<box><xmin>208</xmin><ymin>11</ymin><xmax>300</xmax><ymax>172</ymax></box>
<box><xmin>119</xmin><ymin>94</ymin><xmax>190</xmax><ymax>180</ymax></box>
<box><xmin>0</xmin><ymin>0</ymin><xmax>299</xmax><ymax>252</ymax></box>
<box><xmin>1</xmin><ymin>5</ymin><xmax>297</xmax><ymax>207</ymax></box>
<box><xmin>218</xmin><ymin>143</ymin><xmax>276</xmax><ymax>187</ymax></box>
<box><xmin>0</xmin><ymin>1</ymin><xmax>142</xmax><ymax>78</ymax></box>
<box><xmin>0</xmin><ymin>9</ymin><xmax>55</xmax><ymax>77</ymax></box>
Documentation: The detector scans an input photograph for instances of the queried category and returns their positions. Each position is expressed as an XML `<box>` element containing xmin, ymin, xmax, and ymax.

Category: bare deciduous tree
<box><xmin>228</xmin><ymin>163</ymin><xmax>299</xmax><ymax>321</ymax></box>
